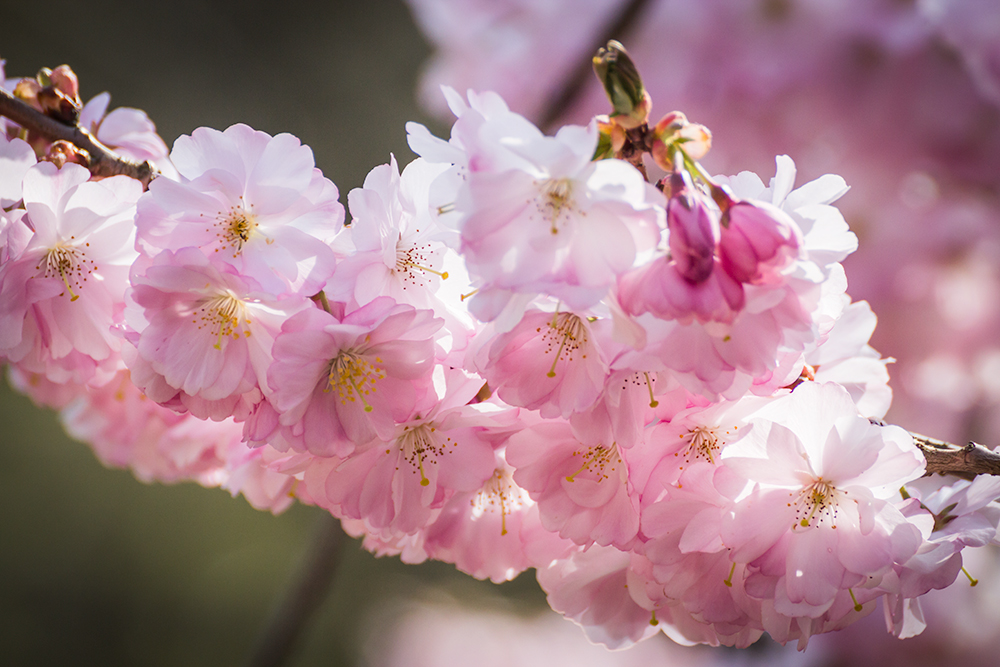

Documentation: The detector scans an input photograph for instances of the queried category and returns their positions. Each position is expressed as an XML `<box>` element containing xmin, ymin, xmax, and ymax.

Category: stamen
<box><xmin>398</xmin><ymin>423</ymin><xmax>455</xmax><ymax>487</ymax></box>
<box><xmin>325</xmin><ymin>351</ymin><xmax>386</xmax><ymax>411</ymax></box>
<box><xmin>649</xmin><ymin>610</ymin><xmax>659</xmax><ymax>626</ymax></box>
<box><xmin>192</xmin><ymin>291</ymin><xmax>250</xmax><ymax>350</ymax></box>
<box><xmin>962</xmin><ymin>566</ymin><xmax>979</xmax><ymax>587</ymax></box>
<box><xmin>792</xmin><ymin>478</ymin><xmax>841</xmax><ymax>529</ymax></box>
<box><xmin>208</xmin><ymin>199</ymin><xmax>258</xmax><ymax>256</ymax></box>
<box><xmin>537</xmin><ymin>178</ymin><xmax>575</xmax><ymax>234</ymax></box>
<box><xmin>540</xmin><ymin>312</ymin><xmax>588</xmax><ymax>378</ymax></box>
<box><xmin>395</xmin><ymin>237</ymin><xmax>448</xmax><ymax>287</ymax></box>
<box><xmin>565</xmin><ymin>443</ymin><xmax>622</xmax><ymax>483</ymax></box>
<box><xmin>849</xmin><ymin>588</ymin><xmax>863</xmax><ymax>612</ymax></box>
<box><xmin>723</xmin><ymin>562</ymin><xmax>736</xmax><ymax>588</ymax></box>
<box><xmin>684</xmin><ymin>426</ymin><xmax>720</xmax><ymax>464</ymax></box>
<box><xmin>471</xmin><ymin>468</ymin><xmax>529</xmax><ymax>536</ymax></box>
<box><xmin>40</xmin><ymin>243</ymin><xmax>96</xmax><ymax>301</ymax></box>
<box><xmin>643</xmin><ymin>372</ymin><xmax>658</xmax><ymax>408</ymax></box>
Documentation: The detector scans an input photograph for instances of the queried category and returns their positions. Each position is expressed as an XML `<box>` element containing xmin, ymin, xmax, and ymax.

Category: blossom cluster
<box><xmin>404</xmin><ymin>0</ymin><xmax>1000</xmax><ymax>447</ymax></box>
<box><xmin>2</xmin><ymin>58</ymin><xmax>999</xmax><ymax>652</ymax></box>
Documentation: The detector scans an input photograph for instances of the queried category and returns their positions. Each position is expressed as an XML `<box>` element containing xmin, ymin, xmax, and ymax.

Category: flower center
<box><xmin>398</xmin><ymin>422</ymin><xmax>455</xmax><ymax>487</ymax></box>
<box><xmin>685</xmin><ymin>426</ymin><xmax>721</xmax><ymax>464</ymax></box>
<box><xmin>565</xmin><ymin>443</ymin><xmax>624</xmax><ymax>483</ymax></box>
<box><xmin>792</xmin><ymin>478</ymin><xmax>842</xmax><ymax>529</ymax></box>
<box><xmin>537</xmin><ymin>178</ymin><xmax>575</xmax><ymax>234</ymax></box>
<box><xmin>211</xmin><ymin>200</ymin><xmax>259</xmax><ymax>256</ymax></box>
<box><xmin>325</xmin><ymin>351</ymin><xmax>386</xmax><ymax>412</ymax></box>
<box><xmin>196</xmin><ymin>291</ymin><xmax>252</xmax><ymax>350</ymax></box>
<box><xmin>39</xmin><ymin>242</ymin><xmax>95</xmax><ymax>301</ymax></box>
<box><xmin>471</xmin><ymin>467</ymin><xmax>530</xmax><ymax>536</ymax></box>
<box><xmin>539</xmin><ymin>312</ymin><xmax>589</xmax><ymax>378</ymax></box>
<box><xmin>394</xmin><ymin>233</ymin><xmax>448</xmax><ymax>287</ymax></box>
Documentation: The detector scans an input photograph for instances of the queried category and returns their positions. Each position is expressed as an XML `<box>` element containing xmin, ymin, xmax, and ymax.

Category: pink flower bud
<box><xmin>651</xmin><ymin>111</ymin><xmax>713</xmax><ymax>170</ymax></box>
<box><xmin>49</xmin><ymin>65</ymin><xmax>80</xmax><ymax>100</ymax></box>
<box><xmin>719</xmin><ymin>200</ymin><xmax>800</xmax><ymax>284</ymax></box>
<box><xmin>667</xmin><ymin>172</ymin><xmax>719</xmax><ymax>284</ymax></box>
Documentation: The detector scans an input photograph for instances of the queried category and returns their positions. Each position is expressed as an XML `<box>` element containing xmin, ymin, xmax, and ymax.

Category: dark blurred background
<box><xmin>0</xmin><ymin>2</ymin><xmax>548</xmax><ymax>665</ymax></box>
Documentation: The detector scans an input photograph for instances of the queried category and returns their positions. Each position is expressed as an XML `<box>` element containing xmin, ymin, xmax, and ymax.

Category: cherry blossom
<box><xmin>263</xmin><ymin>296</ymin><xmax>443</xmax><ymax>455</ymax></box>
<box><xmin>507</xmin><ymin>419</ymin><xmax>641</xmax><ymax>549</ymax></box>
<box><xmin>0</xmin><ymin>162</ymin><xmax>141</xmax><ymax>385</ymax></box>
<box><xmin>721</xmin><ymin>382</ymin><xmax>926</xmax><ymax>619</ymax></box>
<box><xmin>411</xmin><ymin>88</ymin><xmax>661</xmax><ymax>321</ymax></box>
<box><xmin>135</xmin><ymin>123</ymin><xmax>343</xmax><ymax>295</ymax></box>
<box><xmin>124</xmin><ymin>246</ymin><xmax>310</xmax><ymax>420</ymax></box>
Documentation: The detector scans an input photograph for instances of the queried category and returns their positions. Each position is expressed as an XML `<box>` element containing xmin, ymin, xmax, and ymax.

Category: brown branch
<box><xmin>538</xmin><ymin>0</ymin><xmax>655</xmax><ymax>132</ymax></box>
<box><xmin>0</xmin><ymin>87</ymin><xmax>156</xmax><ymax>188</ymax></box>
<box><xmin>910</xmin><ymin>433</ymin><xmax>1000</xmax><ymax>481</ymax></box>
<box><xmin>243</xmin><ymin>512</ymin><xmax>347</xmax><ymax>667</ymax></box>
<box><xmin>869</xmin><ymin>418</ymin><xmax>1000</xmax><ymax>480</ymax></box>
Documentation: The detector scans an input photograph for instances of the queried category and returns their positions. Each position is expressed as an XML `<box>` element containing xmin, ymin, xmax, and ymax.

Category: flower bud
<box><xmin>592</xmin><ymin>115</ymin><xmax>626</xmax><ymax>160</ymax></box>
<box><xmin>13</xmin><ymin>78</ymin><xmax>43</xmax><ymax>111</ymax></box>
<box><xmin>49</xmin><ymin>65</ymin><xmax>80</xmax><ymax>100</ymax></box>
<box><xmin>22</xmin><ymin>66</ymin><xmax>82</xmax><ymax>124</ymax></box>
<box><xmin>592</xmin><ymin>40</ymin><xmax>650</xmax><ymax>130</ymax></box>
<box><xmin>667</xmin><ymin>171</ymin><xmax>719</xmax><ymax>284</ymax></box>
<box><xmin>651</xmin><ymin>112</ymin><xmax>713</xmax><ymax>171</ymax></box>
<box><xmin>44</xmin><ymin>140</ymin><xmax>90</xmax><ymax>169</ymax></box>
<box><xmin>719</xmin><ymin>201</ymin><xmax>801</xmax><ymax>284</ymax></box>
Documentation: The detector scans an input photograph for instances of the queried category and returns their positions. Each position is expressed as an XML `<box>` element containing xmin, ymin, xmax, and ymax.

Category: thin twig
<box><xmin>243</xmin><ymin>512</ymin><xmax>347</xmax><ymax>667</ymax></box>
<box><xmin>538</xmin><ymin>0</ymin><xmax>654</xmax><ymax>132</ymax></box>
<box><xmin>0</xmin><ymin>87</ymin><xmax>156</xmax><ymax>188</ymax></box>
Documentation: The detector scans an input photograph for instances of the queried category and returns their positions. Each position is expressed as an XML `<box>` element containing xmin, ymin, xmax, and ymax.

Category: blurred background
<box><xmin>3</xmin><ymin>0</ymin><xmax>1000</xmax><ymax>665</ymax></box>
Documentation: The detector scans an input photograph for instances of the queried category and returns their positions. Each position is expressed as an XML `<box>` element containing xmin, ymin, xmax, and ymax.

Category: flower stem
<box><xmin>538</xmin><ymin>0</ymin><xmax>654</xmax><ymax>132</ymax></box>
<box><xmin>243</xmin><ymin>511</ymin><xmax>347</xmax><ymax>667</ymax></box>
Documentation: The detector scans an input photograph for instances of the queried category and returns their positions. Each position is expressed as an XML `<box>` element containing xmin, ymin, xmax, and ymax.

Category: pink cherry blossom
<box><xmin>506</xmin><ymin>419</ymin><xmax>641</xmax><ymax>549</ymax></box>
<box><xmin>311</xmin><ymin>367</ymin><xmax>510</xmax><ymax>534</ymax></box>
<box><xmin>264</xmin><ymin>296</ymin><xmax>443</xmax><ymax>455</ymax></box>
<box><xmin>721</xmin><ymin>382</ymin><xmax>925</xmax><ymax>619</ymax></box>
<box><xmin>412</xmin><ymin>89</ymin><xmax>661</xmax><ymax>320</ymax></box>
<box><xmin>331</xmin><ymin>156</ymin><xmax>454</xmax><ymax>309</ymax></box>
<box><xmin>135</xmin><ymin>123</ymin><xmax>343</xmax><ymax>295</ymax></box>
<box><xmin>423</xmin><ymin>451</ymin><xmax>573</xmax><ymax>583</ymax></box>
<box><xmin>124</xmin><ymin>246</ymin><xmax>310</xmax><ymax>420</ymax></box>
<box><xmin>77</xmin><ymin>92</ymin><xmax>174</xmax><ymax>176</ymax></box>
<box><xmin>0</xmin><ymin>162</ymin><xmax>141</xmax><ymax>386</ymax></box>
<box><xmin>537</xmin><ymin>544</ymin><xmax>661</xmax><ymax>650</ymax></box>
<box><xmin>477</xmin><ymin>308</ymin><xmax>610</xmax><ymax>418</ymax></box>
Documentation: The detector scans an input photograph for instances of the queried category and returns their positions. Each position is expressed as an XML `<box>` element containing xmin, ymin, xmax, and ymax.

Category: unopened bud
<box><xmin>651</xmin><ymin>112</ymin><xmax>713</xmax><ymax>171</ymax></box>
<box><xmin>13</xmin><ymin>79</ymin><xmax>43</xmax><ymax>111</ymax></box>
<box><xmin>44</xmin><ymin>141</ymin><xmax>90</xmax><ymax>169</ymax></box>
<box><xmin>49</xmin><ymin>65</ymin><xmax>80</xmax><ymax>100</ymax></box>
<box><xmin>593</xmin><ymin>40</ymin><xmax>650</xmax><ymax>130</ymax></box>
<box><xmin>719</xmin><ymin>201</ymin><xmax>801</xmax><ymax>284</ymax></box>
<box><xmin>28</xmin><ymin>65</ymin><xmax>82</xmax><ymax>124</ymax></box>
<box><xmin>593</xmin><ymin>115</ymin><xmax>627</xmax><ymax>160</ymax></box>
<box><xmin>667</xmin><ymin>171</ymin><xmax>719</xmax><ymax>284</ymax></box>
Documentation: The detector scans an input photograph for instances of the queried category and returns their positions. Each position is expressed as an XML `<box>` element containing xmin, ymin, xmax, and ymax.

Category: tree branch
<box><xmin>0</xmin><ymin>87</ymin><xmax>156</xmax><ymax>188</ymax></box>
<box><xmin>538</xmin><ymin>0</ymin><xmax>654</xmax><ymax>132</ymax></box>
<box><xmin>910</xmin><ymin>433</ymin><xmax>1000</xmax><ymax>481</ymax></box>
<box><xmin>869</xmin><ymin>418</ymin><xmax>1000</xmax><ymax>480</ymax></box>
<box><xmin>243</xmin><ymin>512</ymin><xmax>347</xmax><ymax>667</ymax></box>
